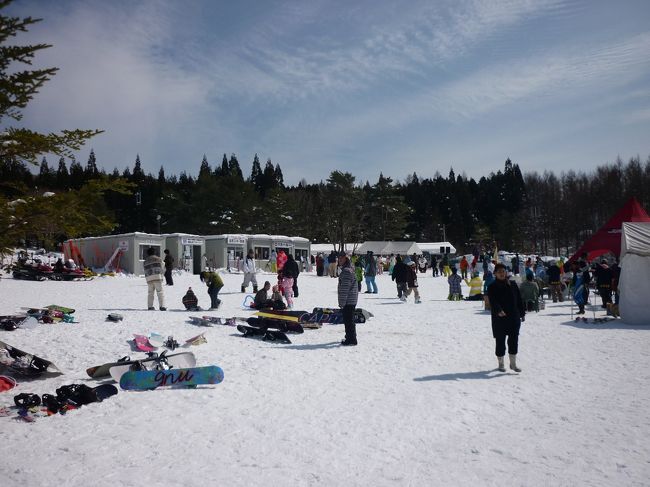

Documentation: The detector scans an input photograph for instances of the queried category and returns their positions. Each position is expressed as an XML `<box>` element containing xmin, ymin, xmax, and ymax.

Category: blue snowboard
<box><xmin>119</xmin><ymin>365</ymin><xmax>224</xmax><ymax>390</ymax></box>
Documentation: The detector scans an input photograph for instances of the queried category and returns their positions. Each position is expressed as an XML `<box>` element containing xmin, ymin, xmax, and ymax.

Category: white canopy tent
<box><xmin>381</xmin><ymin>241</ymin><xmax>422</xmax><ymax>256</ymax></box>
<box><xmin>619</xmin><ymin>222</ymin><xmax>650</xmax><ymax>325</ymax></box>
<box><xmin>417</xmin><ymin>241</ymin><xmax>457</xmax><ymax>255</ymax></box>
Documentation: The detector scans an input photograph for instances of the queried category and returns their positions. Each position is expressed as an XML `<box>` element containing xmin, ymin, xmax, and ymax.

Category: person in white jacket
<box><xmin>241</xmin><ymin>249</ymin><xmax>258</xmax><ymax>293</ymax></box>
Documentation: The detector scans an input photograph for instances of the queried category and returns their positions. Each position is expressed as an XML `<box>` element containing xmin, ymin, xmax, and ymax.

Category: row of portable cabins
<box><xmin>63</xmin><ymin>233</ymin><xmax>310</xmax><ymax>275</ymax></box>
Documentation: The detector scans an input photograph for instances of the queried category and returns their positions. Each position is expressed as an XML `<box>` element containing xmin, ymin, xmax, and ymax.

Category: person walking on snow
<box><xmin>404</xmin><ymin>261</ymin><xmax>421</xmax><ymax>303</ymax></box>
<box><xmin>338</xmin><ymin>252</ymin><xmax>359</xmax><ymax>346</ymax></box>
<box><xmin>487</xmin><ymin>263</ymin><xmax>525</xmax><ymax>372</ymax></box>
<box><xmin>459</xmin><ymin>256</ymin><xmax>469</xmax><ymax>279</ymax></box>
<box><xmin>364</xmin><ymin>251</ymin><xmax>378</xmax><ymax>293</ymax></box>
<box><xmin>354</xmin><ymin>259</ymin><xmax>363</xmax><ymax>292</ymax></box>
<box><xmin>163</xmin><ymin>249</ymin><xmax>174</xmax><ymax>286</ymax></box>
<box><xmin>144</xmin><ymin>247</ymin><xmax>166</xmax><ymax>311</ymax></box>
<box><xmin>241</xmin><ymin>249</ymin><xmax>258</xmax><ymax>293</ymax></box>
<box><xmin>392</xmin><ymin>255</ymin><xmax>409</xmax><ymax>300</ymax></box>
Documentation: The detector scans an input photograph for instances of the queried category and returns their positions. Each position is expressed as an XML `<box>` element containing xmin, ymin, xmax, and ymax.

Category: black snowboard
<box><xmin>246</xmin><ymin>317</ymin><xmax>304</xmax><ymax>334</ymax></box>
<box><xmin>236</xmin><ymin>324</ymin><xmax>291</xmax><ymax>344</ymax></box>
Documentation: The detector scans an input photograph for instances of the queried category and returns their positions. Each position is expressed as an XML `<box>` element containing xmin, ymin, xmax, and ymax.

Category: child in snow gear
<box><xmin>283</xmin><ymin>254</ymin><xmax>300</xmax><ymax>298</ymax></box>
<box><xmin>144</xmin><ymin>248</ymin><xmax>166</xmax><ymax>311</ymax></box>
<box><xmin>182</xmin><ymin>287</ymin><xmax>199</xmax><ymax>311</ymax></box>
<box><xmin>487</xmin><ymin>263</ymin><xmax>525</xmax><ymax>372</ymax></box>
<box><xmin>338</xmin><ymin>252</ymin><xmax>359</xmax><ymax>346</ymax></box>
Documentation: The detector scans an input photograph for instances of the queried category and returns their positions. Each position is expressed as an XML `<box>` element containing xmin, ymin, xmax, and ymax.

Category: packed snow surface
<box><xmin>0</xmin><ymin>270</ymin><xmax>649</xmax><ymax>486</ymax></box>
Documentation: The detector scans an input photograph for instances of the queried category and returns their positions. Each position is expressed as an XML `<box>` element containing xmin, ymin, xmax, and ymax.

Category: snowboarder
<box><xmin>163</xmin><ymin>249</ymin><xmax>174</xmax><ymax>286</ymax></box>
<box><xmin>487</xmin><ymin>263</ymin><xmax>525</xmax><ymax>372</ymax></box>
<box><xmin>144</xmin><ymin>247</ymin><xmax>166</xmax><ymax>311</ymax></box>
<box><xmin>338</xmin><ymin>252</ymin><xmax>359</xmax><ymax>346</ymax></box>
<box><xmin>241</xmin><ymin>249</ymin><xmax>258</xmax><ymax>293</ymax></box>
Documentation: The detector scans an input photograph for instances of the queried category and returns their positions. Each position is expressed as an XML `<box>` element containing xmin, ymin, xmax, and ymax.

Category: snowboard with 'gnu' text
<box><xmin>119</xmin><ymin>365</ymin><xmax>224</xmax><ymax>390</ymax></box>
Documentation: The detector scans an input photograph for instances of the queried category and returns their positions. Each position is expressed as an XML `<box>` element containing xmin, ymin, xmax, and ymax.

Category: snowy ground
<box><xmin>0</xmin><ymin>269</ymin><xmax>649</xmax><ymax>487</ymax></box>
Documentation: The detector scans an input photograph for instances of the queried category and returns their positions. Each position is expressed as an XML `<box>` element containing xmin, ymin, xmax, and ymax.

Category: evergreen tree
<box><xmin>69</xmin><ymin>158</ymin><xmax>84</xmax><ymax>189</ymax></box>
<box><xmin>274</xmin><ymin>164</ymin><xmax>284</xmax><ymax>187</ymax></box>
<box><xmin>198</xmin><ymin>154</ymin><xmax>211</xmax><ymax>182</ymax></box>
<box><xmin>38</xmin><ymin>156</ymin><xmax>54</xmax><ymax>188</ymax></box>
<box><xmin>157</xmin><ymin>166</ymin><xmax>166</xmax><ymax>185</ymax></box>
<box><xmin>0</xmin><ymin>2</ymin><xmax>102</xmax><ymax>165</ymax></box>
<box><xmin>85</xmin><ymin>149</ymin><xmax>98</xmax><ymax>178</ymax></box>
<box><xmin>55</xmin><ymin>156</ymin><xmax>68</xmax><ymax>188</ymax></box>
<box><xmin>228</xmin><ymin>153</ymin><xmax>243</xmax><ymax>180</ymax></box>
<box><xmin>132</xmin><ymin>154</ymin><xmax>145</xmax><ymax>185</ymax></box>
<box><xmin>250</xmin><ymin>153</ymin><xmax>262</xmax><ymax>191</ymax></box>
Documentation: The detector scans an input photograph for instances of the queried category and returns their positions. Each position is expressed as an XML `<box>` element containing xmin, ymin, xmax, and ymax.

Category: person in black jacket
<box><xmin>594</xmin><ymin>259</ymin><xmax>613</xmax><ymax>308</ymax></box>
<box><xmin>283</xmin><ymin>254</ymin><xmax>300</xmax><ymax>298</ymax></box>
<box><xmin>487</xmin><ymin>263</ymin><xmax>525</xmax><ymax>372</ymax></box>
<box><xmin>163</xmin><ymin>249</ymin><xmax>174</xmax><ymax>286</ymax></box>
<box><xmin>391</xmin><ymin>255</ymin><xmax>409</xmax><ymax>300</ymax></box>
<box><xmin>547</xmin><ymin>260</ymin><xmax>563</xmax><ymax>303</ymax></box>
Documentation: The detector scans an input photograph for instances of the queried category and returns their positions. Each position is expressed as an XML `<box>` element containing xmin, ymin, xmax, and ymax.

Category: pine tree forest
<box><xmin>2</xmin><ymin>151</ymin><xmax>649</xmax><ymax>256</ymax></box>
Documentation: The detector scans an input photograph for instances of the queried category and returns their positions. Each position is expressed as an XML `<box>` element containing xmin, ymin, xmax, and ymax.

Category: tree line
<box><xmin>2</xmin><ymin>151</ymin><xmax>649</xmax><ymax>256</ymax></box>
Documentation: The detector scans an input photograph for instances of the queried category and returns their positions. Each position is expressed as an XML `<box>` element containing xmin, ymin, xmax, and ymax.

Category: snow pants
<box><xmin>208</xmin><ymin>285</ymin><xmax>222</xmax><ymax>309</ymax></box>
<box><xmin>164</xmin><ymin>267</ymin><xmax>173</xmax><ymax>286</ymax></box>
<box><xmin>242</xmin><ymin>272</ymin><xmax>257</xmax><ymax>290</ymax></box>
<box><xmin>282</xmin><ymin>277</ymin><xmax>294</xmax><ymax>308</ymax></box>
<box><xmin>147</xmin><ymin>280</ymin><xmax>165</xmax><ymax>309</ymax></box>
<box><xmin>550</xmin><ymin>283</ymin><xmax>563</xmax><ymax>302</ymax></box>
<box><xmin>343</xmin><ymin>304</ymin><xmax>356</xmax><ymax>343</ymax></box>
<box><xmin>495</xmin><ymin>333</ymin><xmax>518</xmax><ymax>357</ymax></box>
<box><xmin>365</xmin><ymin>276</ymin><xmax>378</xmax><ymax>293</ymax></box>
<box><xmin>328</xmin><ymin>262</ymin><xmax>337</xmax><ymax>277</ymax></box>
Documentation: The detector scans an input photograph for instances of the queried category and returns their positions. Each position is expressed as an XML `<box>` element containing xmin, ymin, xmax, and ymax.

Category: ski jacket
<box><xmin>338</xmin><ymin>261</ymin><xmax>359</xmax><ymax>307</ymax></box>
<box><xmin>327</xmin><ymin>252</ymin><xmax>338</xmax><ymax>264</ymax></box>
<box><xmin>144</xmin><ymin>255</ymin><xmax>164</xmax><ymax>283</ymax></box>
<box><xmin>254</xmin><ymin>288</ymin><xmax>269</xmax><ymax>308</ymax></box>
<box><xmin>276</xmin><ymin>252</ymin><xmax>288</xmax><ymax>271</ymax></box>
<box><xmin>487</xmin><ymin>279</ymin><xmax>525</xmax><ymax>338</ymax></box>
<box><xmin>465</xmin><ymin>276</ymin><xmax>483</xmax><ymax>296</ymax></box>
<box><xmin>391</xmin><ymin>261</ymin><xmax>409</xmax><ymax>283</ymax></box>
<box><xmin>243</xmin><ymin>257</ymin><xmax>256</xmax><ymax>274</ymax></box>
<box><xmin>205</xmin><ymin>271</ymin><xmax>223</xmax><ymax>290</ymax></box>
<box><xmin>459</xmin><ymin>257</ymin><xmax>468</xmax><ymax>270</ymax></box>
<box><xmin>483</xmin><ymin>272</ymin><xmax>495</xmax><ymax>294</ymax></box>
<box><xmin>182</xmin><ymin>289</ymin><xmax>198</xmax><ymax>309</ymax></box>
<box><xmin>283</xmin><ymin>258</ymin><xmax>300</xmax><ymax>279</ymax></box>
<box><xmin>364</xmin><ymin>256</ymin><xmax>377</xmax><ymax>277</ymax></box>
<box><xmin>406</xmin><ymin>266</ymin><xmax>419</xmax><ymax>288</ymax></box>
<box><xmin>519</xmin><ymin>281</ymin><xmax>539</xmax><ymax>304</ymax></box>
<box><xmin>547</xmin><ymin>265</ymin><xmax>561</xmax><ymax>283</ymax></box>
<box><xmin>354</xmin><ymin>265</ymin><xmax>363</xmax><ymax>282</ymax></box>
<box><xmin>164</xmin><ymin>254</ymin><xmax>174</xmax><ymax>270</ymax></box>
<box><xmin>448</xmin><ymin>274</ymin><xmax>462</xmax><ymax>295</ymax></box>
<box><xmin>594</xmin><ymin>264</ymin><xmax>612</xmax><ymax>287</ymax></box>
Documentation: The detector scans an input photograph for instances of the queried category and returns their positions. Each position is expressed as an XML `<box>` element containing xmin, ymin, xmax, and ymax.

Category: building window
<box><xmin>254</xmin><ymin>247</ymin><xmax>269</xmax><ymax>260</ymax></box>
<box><xmin>139</xmin><ymin>244</ymin><xmax>160</xmax><ymax>260</ymax></box>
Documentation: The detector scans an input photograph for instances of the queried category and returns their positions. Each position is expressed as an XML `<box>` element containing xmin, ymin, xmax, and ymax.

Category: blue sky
<box><xmin>8</xmin><ymin>0</ymin><xmax>650</xmax><ymax>184</ymax></box>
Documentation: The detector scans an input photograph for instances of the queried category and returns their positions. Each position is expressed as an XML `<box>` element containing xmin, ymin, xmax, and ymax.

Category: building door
<box><xmin>193</xmin><ymin>246</ymin><xmax>202</xmax><ymax>274</ymax></box>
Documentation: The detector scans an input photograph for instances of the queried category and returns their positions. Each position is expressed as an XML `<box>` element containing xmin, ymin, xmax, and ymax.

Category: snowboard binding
<box><xmin>14</xmin><ymin>393</ymin><xmax>41</xmax><ymax>408</ymax></box>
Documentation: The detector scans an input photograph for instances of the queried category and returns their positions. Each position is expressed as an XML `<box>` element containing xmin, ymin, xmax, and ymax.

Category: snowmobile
<box><xmin>12</xmin><ymin>258</ymin><xmax>53</xmax><ymax>281</ymax></box>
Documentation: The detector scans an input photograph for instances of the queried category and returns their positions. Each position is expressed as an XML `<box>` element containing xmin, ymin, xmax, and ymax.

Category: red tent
<box><xmin>568</xmin><ymin>197</ymin><xmax>650</xmax><ymax>264</ymax></box>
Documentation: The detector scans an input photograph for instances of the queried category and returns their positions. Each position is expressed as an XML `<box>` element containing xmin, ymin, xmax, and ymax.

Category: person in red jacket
<box><xmin>276</xmin><ymin>250</ymin><xmax>288</xmax><ymax>272</ymax></box>
<box><xmin>459</xmin><ymin>256</ymin><xmax>469</xmax><ymax>279</ymax></box>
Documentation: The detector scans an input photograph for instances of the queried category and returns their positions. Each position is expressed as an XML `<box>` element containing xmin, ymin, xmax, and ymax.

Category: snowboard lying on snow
<box><xmin>108</xmin><ymin>351</ymin><xmax>197</xmax><ymax>382</ymax></box>
<box><xmin>245</xmin><ymin>317</ymin><xmax>303</xmax><ymax>334</ymax></box>
<box><xmin>255</xmin><ymin>307</ymin><xmax>372</xmax><ymax>324</ymax></box>
<box><xmin>119</xmin><ymin>365</ymin><xmax>224</xmax><ymax>390</ymax></box>
<box><xmin>236</xmin><ymin>324</ymin><xmax>292</xmax><ymax>344</ymax></box>
<box><xmin>0</xmin><ymin>339</ymin><xmax>62</xmax><ymax>377</ymax></box>
<box><xmin>188</xmin><ymin>316</ymin><xmax>237</xmax><ymax>327</ymax></box>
